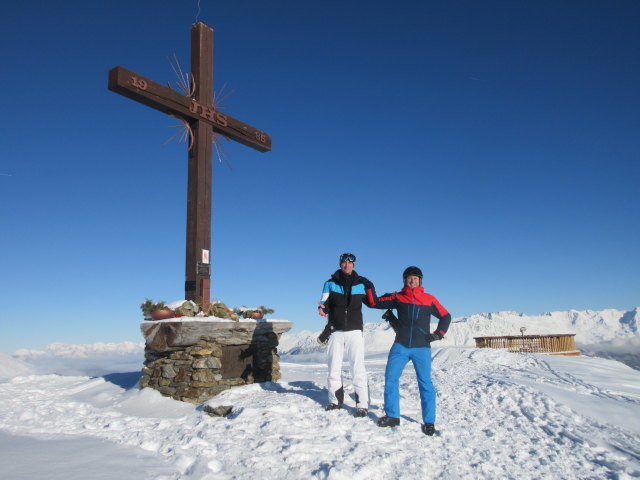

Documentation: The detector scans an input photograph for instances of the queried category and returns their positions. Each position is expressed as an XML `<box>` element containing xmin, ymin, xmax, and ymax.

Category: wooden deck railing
<box><xmin>474</xmin><ymin>334</ymin><xmax>579</xmax><ymax>355</ymax></box>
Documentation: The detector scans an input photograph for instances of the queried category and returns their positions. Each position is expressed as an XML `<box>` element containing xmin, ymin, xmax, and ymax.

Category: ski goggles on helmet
<box><xmin>340</xmin><ymin>253</ymin><xmax>356</xmax><ymax>263</ymax></box>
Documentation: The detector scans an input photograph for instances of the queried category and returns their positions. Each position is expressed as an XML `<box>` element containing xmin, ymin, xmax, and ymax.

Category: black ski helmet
<box><xmin>403</xmin><ymin>266</ymin><xmax>423</xmax><ymax>281</ymax></box>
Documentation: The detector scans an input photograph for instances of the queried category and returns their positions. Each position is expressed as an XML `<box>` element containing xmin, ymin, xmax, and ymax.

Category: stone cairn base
<box><xmin>139</xmin><ymin>319</ymin><xmax>292</xmax><ymax>404</ymax></box>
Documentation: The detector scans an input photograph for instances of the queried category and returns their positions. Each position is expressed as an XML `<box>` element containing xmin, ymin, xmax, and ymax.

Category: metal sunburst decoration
<box><xmin>164</xmin><ymin>54</ymin><xmax>234</xmax><ymax>168</ymax></box>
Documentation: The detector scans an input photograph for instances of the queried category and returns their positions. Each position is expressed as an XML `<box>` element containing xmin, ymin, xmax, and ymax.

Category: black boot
<box><xmin>422</xmin><ymin>423</ymin><xmax>435</xmax><ymax>436</ymax></box>
<box><xmin>377</xmin><ymin>416</ymin><xmax>400</xmax><ymax>427</ymax></box>
<box><xmin>354</xmin><ymin>408</ymin><xmax>368</xmax><ymax>418</ymax></box>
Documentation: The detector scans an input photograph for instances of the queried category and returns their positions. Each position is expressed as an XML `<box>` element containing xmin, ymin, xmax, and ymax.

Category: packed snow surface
<box><xmin>3</xmin><ymin>307</ymin><xmax>639</xmax><ymax>478</ymax></box>
<box><xmin>2</xmin><ymin>347</ymin><xmax>640</xmax><ymax>478</ymax></box>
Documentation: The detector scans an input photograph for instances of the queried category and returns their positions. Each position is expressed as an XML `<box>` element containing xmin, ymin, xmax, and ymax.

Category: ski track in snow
<box><xmin>1</xmin><ymin>349</ymin><xmax>639</xmax><ymax>479</ymax></box>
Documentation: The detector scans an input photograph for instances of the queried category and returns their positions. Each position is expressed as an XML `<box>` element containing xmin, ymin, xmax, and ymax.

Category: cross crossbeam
<box><xmin>108</xmin><ymin>22</ymin><xmax>270</xmax><ymax>308</ymax></box>
<box><xmin>108</xmin><ymin>66</ymin><xmax>271</xmax><ymax>152</ymax></box>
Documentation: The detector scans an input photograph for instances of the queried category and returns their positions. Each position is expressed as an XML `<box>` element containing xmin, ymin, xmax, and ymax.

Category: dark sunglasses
<box><xmin>340</xmin><ymin>253</ymin><xmax>356</xmax><ymax>263</ymax></box>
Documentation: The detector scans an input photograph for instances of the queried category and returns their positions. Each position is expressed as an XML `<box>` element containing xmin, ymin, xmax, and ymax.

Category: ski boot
<box><xmin>421</xmin><ymin>423</ymin><xmax>435</xmax><ymax>436</ymax></box>
<box><xmin>377</xmin><ymin>416</ymin><xmax>400</xmax><ymax>427</ymax></box>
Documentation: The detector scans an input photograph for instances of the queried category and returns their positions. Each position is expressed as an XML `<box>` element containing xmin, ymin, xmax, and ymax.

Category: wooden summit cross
<box><xmin>108</xmin><ymin>22</ymin><xmax>271</xmax><ymax>309</ymax></box>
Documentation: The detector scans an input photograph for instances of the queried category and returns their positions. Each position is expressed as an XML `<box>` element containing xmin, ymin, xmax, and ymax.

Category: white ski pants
<box><xmin>327</xmin><ymin>330</ymin><xmax>369</xmax><ymax>407</ymax></box>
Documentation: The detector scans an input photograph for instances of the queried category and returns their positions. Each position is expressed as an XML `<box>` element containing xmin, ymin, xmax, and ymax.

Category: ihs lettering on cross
<box><xmin>108</xmin><ymin>22</ymin><xmax>271</xmax><ymax>310</ymax></box>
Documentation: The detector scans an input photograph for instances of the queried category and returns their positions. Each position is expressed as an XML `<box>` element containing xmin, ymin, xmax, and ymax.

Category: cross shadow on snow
<box><xmin>100</xmin><ymin>371</ymin><xmax>142</xmax><ymax>390</ymax></box>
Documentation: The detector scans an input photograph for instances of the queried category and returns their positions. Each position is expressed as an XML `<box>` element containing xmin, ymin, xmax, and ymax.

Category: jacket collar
<box><xmin>400</xmin><ymin>285</ymin><xmax>424</xmax><ymax>295</ymax></box>
<box><xmin>332</xmin><ymin>269</ymin><xmax>359</xmax><ymax>284</ymax></box>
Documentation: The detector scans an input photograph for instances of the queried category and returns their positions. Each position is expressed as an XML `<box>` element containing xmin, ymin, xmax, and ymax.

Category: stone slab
<box><xmin>141</xmin><ymin>318</ymin><xmax>292</xmax><ymax>353</ymax></box>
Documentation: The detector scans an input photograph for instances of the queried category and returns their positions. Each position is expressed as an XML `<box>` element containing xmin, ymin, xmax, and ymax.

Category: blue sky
<box><xmin>1</xmin><ymin>0</ymin><xmax>639</xmax><ymax>352</ymax></box>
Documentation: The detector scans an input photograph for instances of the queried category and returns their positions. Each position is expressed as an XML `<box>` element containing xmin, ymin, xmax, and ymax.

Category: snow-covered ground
<box><xmin>2</xmin><ymin>307</ymin><xmax>639</xmax><ymax>479</ymax></box>
<box><xmin>1</xmin><ymin>346</ymin><xmax>639</xmax><ymax>478</ymax></box>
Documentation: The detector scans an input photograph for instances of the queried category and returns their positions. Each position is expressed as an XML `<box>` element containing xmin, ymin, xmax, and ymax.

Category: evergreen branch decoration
<box><xmin>140</xmin><ymin>299</ymin><xmax>167</xmax><ymax>315</ymax></box>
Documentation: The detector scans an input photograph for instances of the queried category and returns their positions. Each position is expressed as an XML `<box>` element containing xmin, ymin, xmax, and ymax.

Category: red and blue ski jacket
<box><xmin>369</xmin><ymin>286</ymin><xmax>451</xmax><ymax>348</ymax></box>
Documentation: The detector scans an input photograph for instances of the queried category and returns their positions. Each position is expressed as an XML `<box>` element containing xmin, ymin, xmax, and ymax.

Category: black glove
<box><xmin>381</xmin><ymin>309</ymin><xmax>399</xmax><ymax>333</ymax></box>
<box><xmin>427</xmin><ymin>331</ymin><xmax>443</xmax><ymax>343</ymax></box>
<box><xmin>317</xmin><ymin>323</ymin><xmax>333</xmax><ymax>345</ymax></box>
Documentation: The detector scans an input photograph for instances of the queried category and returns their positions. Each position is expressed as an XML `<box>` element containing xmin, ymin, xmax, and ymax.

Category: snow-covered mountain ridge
<box><xmin>14</xmin><ymin>341</ymin><xmax>145</xmax><ymax>358</ymax></box>
<box><xmin>279</xmin><ymin>307</ymin><xmax>640</xmax><ymax>359</ymax></box>
<box><xmin>442</xmin><ymin>307</ymin><xmax>639</xmax><ymax>348</ymax></box>
<box><xmin>11</xmin><ymin>307</ymin><xmax>639</xmax><ymax>364</ymax></box>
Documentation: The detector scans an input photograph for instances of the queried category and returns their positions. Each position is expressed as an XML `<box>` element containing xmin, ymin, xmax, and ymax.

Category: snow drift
<box><xmin>1</xmin><ymin>306</ymin><xmax>639</xmax><ymax>478</ymax></box>
<box><xmin>1</xmin><ymin>346</ymin><xmax>639</xmax><ymax>479</ymax></box>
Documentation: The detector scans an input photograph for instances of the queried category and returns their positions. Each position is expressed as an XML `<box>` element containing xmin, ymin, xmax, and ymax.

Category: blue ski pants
<box><xmin>384</xmin><ymin>342</ymin><xmax>436</xmax><ymax>423</ymax></box>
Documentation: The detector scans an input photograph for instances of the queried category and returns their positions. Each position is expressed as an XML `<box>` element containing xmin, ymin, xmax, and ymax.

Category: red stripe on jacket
<box><xmin>383</xmin><ymin>287</ymin><xmax>449</xmax><ymax>317</ymax></box>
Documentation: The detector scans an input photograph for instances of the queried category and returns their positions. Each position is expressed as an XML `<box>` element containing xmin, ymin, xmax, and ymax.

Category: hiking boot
<box><xmin>354</xmin><ymin>408</ymin><xmax>368</xmax><ymax>418</ymax></box>
<box><xmin>377</xmin><ymin>416</ymin><xmax>400</xmax><ymax>427</ymax></box>
<box><xmin>422</xmin><ymin>423</ymin><xmax>435</xmax><ymax>436</ymax></box>
<box><xmin>325</xmin><ymin>403</ymin><xmax>342</xmax><ymax>411</ymax></box>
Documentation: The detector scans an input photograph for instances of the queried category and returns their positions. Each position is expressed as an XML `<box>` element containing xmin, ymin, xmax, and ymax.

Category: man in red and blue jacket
<box><xmin>364</xmin><ymin>266</ymin><xmax>451</xmax><ymax>436</ymax></box>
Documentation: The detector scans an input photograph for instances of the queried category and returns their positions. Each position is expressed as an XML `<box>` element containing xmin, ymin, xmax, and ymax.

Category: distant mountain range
<box><xmin>278</xmin><ymin>307</ymin><xmax>640</xmax><ymax>369</ymax></box>
<box><xmin>11</xmin><ymin>308</ymin><xmax>639</xmax><ymax>370</ymax></box>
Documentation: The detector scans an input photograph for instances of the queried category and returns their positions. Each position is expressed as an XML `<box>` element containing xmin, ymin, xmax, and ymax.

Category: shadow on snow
<box><xmin>100</xmin><ymin>371</ymin><xmax>142</xmax><ymax>390</ymax></box>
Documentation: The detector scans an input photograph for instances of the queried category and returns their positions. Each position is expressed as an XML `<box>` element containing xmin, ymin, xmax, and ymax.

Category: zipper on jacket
<box><xmin>409</xmin><ymin>289</ymin><xmax>415</xmax><ymax>346</ymax></box>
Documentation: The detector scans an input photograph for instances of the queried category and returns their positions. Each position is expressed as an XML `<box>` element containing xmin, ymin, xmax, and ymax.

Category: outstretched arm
<box><xmin>360</xmin><ymin>277</ymin><xmax>397</xmax><ymax>310</ymax></box>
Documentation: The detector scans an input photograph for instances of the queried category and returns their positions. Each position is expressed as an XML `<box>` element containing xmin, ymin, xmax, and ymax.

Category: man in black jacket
<box><xmin>318</xmin><ymin>253</ymin><xmax>375</xmax><ymax>417</ymax></box>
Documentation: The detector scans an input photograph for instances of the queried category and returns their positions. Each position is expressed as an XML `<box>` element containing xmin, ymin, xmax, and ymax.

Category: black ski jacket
<box><xmin>320</xmin><ymin>270</ymin><xmax>374</xmax><ymax>331</ymax></box>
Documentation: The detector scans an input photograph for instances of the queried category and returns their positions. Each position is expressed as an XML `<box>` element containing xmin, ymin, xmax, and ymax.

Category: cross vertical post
<box><xmin>185</xmin><ymin>23</ymin><xmax>213</xmax><ymax>308</ymax></box>
<box><xmin>108</xmin><ymin>22</ymin><xmax>271</xmax><ymax>313</ymax></box>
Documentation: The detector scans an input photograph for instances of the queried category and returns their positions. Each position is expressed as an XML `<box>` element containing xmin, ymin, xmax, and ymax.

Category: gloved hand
<box><xmin>317</xmin><ymin>324</ymin><xmax>333</xmax><ymax>345</ymax></box>
<box><xmin>381</xmin><ymin>309</ymin><xmax>399</xmax><ymax>333</ymax></box>
<box><xmin>427</xmin><ymin>331</ymin><xmax>443</xmax><ymax>343</ymax></box>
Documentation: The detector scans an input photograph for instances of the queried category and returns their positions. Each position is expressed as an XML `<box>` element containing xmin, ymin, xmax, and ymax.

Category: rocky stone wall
<box><xmin>139</xmin><ymin>319</ymin><xmax>291</xmax><ymax>404</ymax></box>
